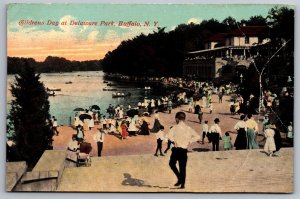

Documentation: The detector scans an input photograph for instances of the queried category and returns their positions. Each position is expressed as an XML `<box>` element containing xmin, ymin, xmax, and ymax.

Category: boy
<box><xmin>154</xmin><ymin>125</ymin><xmax>165</xmax><ymax>156</ymax></box>
<box><xmin>202</xmin><ymin>120</ymin><xmax>209</xmax><ymax>144</ymax></box>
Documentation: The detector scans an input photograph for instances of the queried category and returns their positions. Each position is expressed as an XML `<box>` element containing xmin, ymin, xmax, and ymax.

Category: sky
<box><xmin>7</xmin><ymin>4</ymin><xmax>293</xmax><ymax>61</ymax></box>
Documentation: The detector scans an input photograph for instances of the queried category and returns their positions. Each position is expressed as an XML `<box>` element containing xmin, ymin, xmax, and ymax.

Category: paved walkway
<box><xmin>57</xmin><ymin>148</ymin><xmax>293</xmax><ymax>193</ymax></box>
<box><xmin>53</xmin><ymin>94</ymin><xmax>293</xmax><ymax>193</ymax></box>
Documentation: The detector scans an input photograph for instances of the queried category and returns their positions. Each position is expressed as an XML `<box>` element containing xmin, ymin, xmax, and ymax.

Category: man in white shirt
<box><xmin>209</xmin><ymin>118</ymin><xmax>222</xmax><ymax>151</ymax></box>
<box><xmin>168</xmin><ymin>112</ymin><xmax>200</xmax><ymax>189</ymax></box>
<box><xmin>93</xmin><ymin>128</ymin><xmax>106</xmax><ymax>157</ymax></box>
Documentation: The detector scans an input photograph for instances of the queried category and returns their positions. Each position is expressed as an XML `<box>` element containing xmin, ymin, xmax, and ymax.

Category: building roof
<box><xmin>206</xmin><ymin>33</ymin><xmax>227</xmax><ymax>42</ymax></box>
<box><xmin>188</xmin><ymin>46</ymin><xmax>251</xmax><ymax>54</ymax></box>
<box><xmin>227</xmin><ymin>26</ymin><xmax>269</xmax><ymax>37</ymax></box>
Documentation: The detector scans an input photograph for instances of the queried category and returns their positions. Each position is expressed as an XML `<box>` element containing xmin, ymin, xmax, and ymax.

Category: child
<box><xmin>222</xmin><ymin>132</ymin><xmax>232</xmax><ymax>150</ymax></box>
<box><xmin>76</xmin><ymin>125</ymin><xmax>84</xmax><ymax>143</ymax></box>
<box><xmin>108</xmin><ymin>121</ymin><xmax>116</xmax><ymax>135</ymax></box>
<box><xmin>121</xmin><ymin>120</ymin><xmax>128</xmax><ymax>140</ymax></box>
<box><xmin>103</xmin><ymin>116</ymin><xmax>107</xmax><ymax>129</ymax></box>
<box><xmin>264</xmin><ymin>124</ymin><xmax>276</xmax><ymax>157</ymax></box>
<box><xmin>188</xmin><ymin>100</ymin><xmax>193</xmax><ymax>113</ymax></box>
<box><xmin>202</xmin><ymin>120</ymin><xmax>209</xmax><ymax>144</ymax></box>
<box><xmin>198</xmin><ymin>108</ymin><xmax>203</xmax><ymax>124</ymax></box>
<box><xmin>154</xmin><ymin>125</ymin><xmax>165</xmax><ymax>156</ymax></box>
<box><xmin>209</xmin><ymin>103</ymin><xmax>213</xmax><ymax>114</ymax></box>
<box><xmin>164</xmin><ymin>126</ymin><xmax>174</xmax><ymax>154</ymax></box>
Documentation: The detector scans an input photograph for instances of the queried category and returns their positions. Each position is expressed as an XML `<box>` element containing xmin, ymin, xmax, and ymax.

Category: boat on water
<box><xmin>112</xmin><ymin>92</ymin><xmax>131</xmax><ymax>98</ymax></box>
<box><xmin>103</xmin><ymin>88</ymin><xmax>117</xmax><ymax>91</ymax></box>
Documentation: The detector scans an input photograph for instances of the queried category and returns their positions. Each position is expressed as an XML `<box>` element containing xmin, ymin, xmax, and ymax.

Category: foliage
<box><xmin>103</xmin><ymin>19</ymin><xmax>229</xmax><ymax>76</ymax></box>
<box><xmin>7</xmin><ymin>56</ymin><xmax>103</xmax><ymax>74</ymax></box>
<box><xmin>102</xmin><ymin>11</ymin><xmax>273</xmax><ymax>77</ymax></box>
<box><xmin>240</xmin><ymin>15</ymin><xmax>267</xmax><ymax>26</ymax></box>
<box><xmin>7</xmin><ymin>61</ymin><xmax>53</xmax><ymax>169</ymax></box>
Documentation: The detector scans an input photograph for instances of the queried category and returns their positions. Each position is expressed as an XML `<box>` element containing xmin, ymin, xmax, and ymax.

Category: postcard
<box><xmin>6</xmin><ymin>3</ymin><xmax>294</xmax><ymax>193</ymax></box>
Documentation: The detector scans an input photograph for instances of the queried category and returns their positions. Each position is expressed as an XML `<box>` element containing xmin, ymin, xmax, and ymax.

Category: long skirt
<box><xmin>150</xmin><ymin>119</ymin><xmax>161</xmax><ymax>132</ymax></box>
<box><xmin>246</xmin><ymin>129</ymin><xmax>258</xmax><ymax>149</ymax></box>
<box><xmin>273</xmin><ymin>128</ymin><xmax>282</xmax><ymax>151</ymax></box>
<box><xmin>264</xmin><ymin>137</ymin><xmax>276</xmax><ymax>153</ymax></box>
<box><xmin>194</xmin><ymin>105</ymin><xmax>200</xmax><ymax>114</ymax></box>
<box><xmin>234</xmin><ymin>129</ymin><xmax>247</xmax><ymax>150</ymax></box>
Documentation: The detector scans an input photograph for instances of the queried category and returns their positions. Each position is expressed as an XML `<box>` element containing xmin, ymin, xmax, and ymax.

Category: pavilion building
<box><xmin>183</xmin><ymin>25</ymin><xmax>270</xmax><ymax>81</ymax></box>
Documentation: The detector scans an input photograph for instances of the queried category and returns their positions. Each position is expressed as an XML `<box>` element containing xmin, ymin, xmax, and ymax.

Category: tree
<box><xmin>240</xmin><ymin>15</ymin><xmax>267</xmax><ymax>26</ymax></box>
<box><xmin>267</xmin><ymin>6</ymin><xmax>294</xmax><ymax>43</ymax></box>
<box><xmin>222</xmin><ymin>16</ymin><xmax>237</xmax><ymax>27</ymax></box>
<box><xmin>7</xmin><ymin>61</ymin><xmax>53</xmax><ymax>169</ymax></box>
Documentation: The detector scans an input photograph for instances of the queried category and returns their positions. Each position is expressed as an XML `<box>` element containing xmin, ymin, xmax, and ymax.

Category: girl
<box><xmin>222</xmin><ymin>132</ymin><xmax>232</xmax><ymax>151</ymax></box>
<box><xmin>264</xmin><ymin>124</ymin><xmax>276</xmax><ymax>157</ymax></box>
<box><xmin>121</xmin><ymin>120</ymin><xmax>129</xmax><ymax>140</ymax></box>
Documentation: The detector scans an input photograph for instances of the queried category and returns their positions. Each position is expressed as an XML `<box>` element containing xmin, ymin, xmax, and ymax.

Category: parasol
<box><xmin>126</xmin><ymin>109</ymin><xmax>139</xmax><ymax>118</ymax></box>
<box><xmin>90</xmin><ymin>105</ymin><xmax>101</xmax><ymax>110</ymax></box>
<box><xmin>79</xmin><ymin>114</ymin><xmax>92</xmax><ymax>120</ymax></box>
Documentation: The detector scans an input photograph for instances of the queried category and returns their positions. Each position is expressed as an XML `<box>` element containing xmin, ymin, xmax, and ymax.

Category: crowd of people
<box><xmin>61</xmin><ymin>81</ymin><xmax>292</xmax><ymax>153</ymax></box>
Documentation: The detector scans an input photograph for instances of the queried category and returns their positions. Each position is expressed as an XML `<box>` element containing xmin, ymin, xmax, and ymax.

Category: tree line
<box><xmin>102</xmin><ymin>6</ymin><xmax>294</xmax><ymax>78</ymax></box>
<box><xmin>7</xmin><ymin>56</ymin><xmax>103</xmax><ymax>74</ymax></box>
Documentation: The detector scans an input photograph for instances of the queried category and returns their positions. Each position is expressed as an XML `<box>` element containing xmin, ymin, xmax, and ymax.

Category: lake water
<box><xmin>6</xmin><ymin>71</ymin><xmax>170</xmax><ymax>125</ymax></box>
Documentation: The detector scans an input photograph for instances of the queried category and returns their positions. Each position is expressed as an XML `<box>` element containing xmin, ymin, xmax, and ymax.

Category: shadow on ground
<box><xmin>192</xmin><ymin>148</ymin><xmax>210</xmax><ymax>152</ymax></box>
<box><xmin>121</xmin><ymin>173</ymin><xmax>168</xmax><ymax>189</ymax></box>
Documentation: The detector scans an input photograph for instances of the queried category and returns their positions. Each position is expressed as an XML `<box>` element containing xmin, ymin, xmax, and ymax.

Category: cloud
<box><xmin>7</xmin><ymin>17</ymin><xmax>158</xmax><ymax>61</ymax></box>
<box><xmin>187</xmin><ymin>17</ymin><xmax>202</xmax><ymax>24</ymax></box>
<box><xmin>104</xmin><ymin>30</ymin><xmax>119</xmax><ymax>42</ymax></box>
<box><xmin>87</xmin><ymin>31</ymin><xmax>99</xmax><ymax>43</ymax></box>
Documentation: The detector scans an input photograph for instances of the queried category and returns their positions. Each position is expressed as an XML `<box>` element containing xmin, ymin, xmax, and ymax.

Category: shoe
<box><xmin>180</xmin><ymin>185</ymin><xmax>185</xmax><ymax>189</ymax></box>
<box><xmin>160</xmin><ymin>154</ymin><xmax>165</xmax><ymax>156</ymax></box>
<box><xmin>154</xmin><ymin>154</ymin><xmax>158</xmax><ymax>156</ymax></box>
<box><xmin>174</xmin><ymin>181</ymin><xmax>181</xmax><ymax>186</ymax></box>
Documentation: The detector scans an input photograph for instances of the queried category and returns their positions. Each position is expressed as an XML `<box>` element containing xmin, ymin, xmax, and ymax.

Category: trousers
<box><xmin>169</xmin><ymin>147</ymin><xmax>187</xmax><ymax>187</ymax></box>
<box><xmin>211</xmin><ymin>132</ymin><xmax>220</xmax><ymax>151</ymax></box>
<box><xmin>155</xmin><ymin>139</ymin><xmax>163</xmax><ymax>155</ymax></box>
<box><xmin>97</xmin><ymin>142</ymin><xmax>103</xmax><ymax>157</ymax></box>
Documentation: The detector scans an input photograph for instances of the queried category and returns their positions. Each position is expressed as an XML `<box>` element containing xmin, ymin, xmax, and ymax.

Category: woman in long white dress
<box><xmin>264</xmin><ymin>125</ymin><xmax>276</xmax><ymax>157</ymax></box>
<box><xmin>202</xmin><ymin>96</ymin><xmax>207</xmax><ymax>108</ymax></box>
<box><xmin>128</xmin><ymin>119</ymin><xmax>139</xmax><ymax>136</ymax></box>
